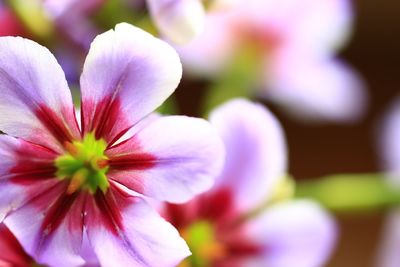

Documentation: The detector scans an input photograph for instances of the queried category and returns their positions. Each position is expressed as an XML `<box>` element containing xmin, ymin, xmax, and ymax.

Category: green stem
<box><xmin>295</xmin><ymin>173</ymin><xmax>400</xmax><ymax>212</ymax></box>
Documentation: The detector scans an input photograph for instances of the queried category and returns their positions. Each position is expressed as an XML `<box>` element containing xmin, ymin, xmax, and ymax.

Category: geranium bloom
<box><xmin>377</xmin><ymin>98</ymin><xmax>400</xmax><ymax>267</ymax></box>
<box><xmin>163</xmin><ymin>99</ymin><xmax>337</xmax><ymax>267</ymax></box>
<box><xmin>0</xmin><ymin>23</ymin><xmax>224</xmax><ymax>266</ymax></box>
<box><xmin>178</xmin><ymin>0</ymin><xmax>367</xmax><ymax>122</ymax></box>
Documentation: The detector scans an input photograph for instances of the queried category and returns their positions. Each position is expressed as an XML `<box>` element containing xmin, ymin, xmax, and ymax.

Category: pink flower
<box><xmin>162</xmin><ymin>99</ymin><xmax>337</xmax><ymax>267</ymax></box>
<box><xmin>177</xmin><ymin>0</ymin><xmax>367</xmax><ymax>122</ymax></box>
<box><xmin>377</xmin><ymin>98</ymin><xmax>400</xmax><ymax>267</ymax></box>
<box><xmin>0</xmin><ymin>23</ymin><xmax>224</xmax><ymax>266</ymax></box>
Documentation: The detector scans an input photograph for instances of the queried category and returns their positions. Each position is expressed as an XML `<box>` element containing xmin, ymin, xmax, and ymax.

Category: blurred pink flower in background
<box><xmin>146</xmin><ymin>0</ymin><xmax>206</xmax><ymax>44</ymax></box>
<box><xmin>178</xmin><ymin>0</ymin><xmax>367</xmax><ymax>122</ymax></box>
<box><xmin>163</xmin><ymin>99</ymin><xmax>337</xmax><ymax>267</ymax></box>
<box><xmin>0</xmin><ymin>23</ymin><xmax>225</xmax><ymax>266</ymax></box>
<box><xmin>42</xmin><ymin>0</ymin><xmax>104</xmax><ymax>49</ymax></box>
<box><xmin>377</xmin><ymin>97</ymin><xmax>400</xmax><ymax>267</ymax></box>
<box><xmin>0</xmin><ymin>3</ymin><xmax>25</xmax><ymax>37</ymax></box>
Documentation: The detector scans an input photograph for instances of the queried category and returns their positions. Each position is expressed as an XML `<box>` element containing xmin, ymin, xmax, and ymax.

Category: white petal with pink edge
<box><xmin>0</xmin><ymin>36</ymin><xmax>80</xmax><ymax>152</ymax></box>
<box><xmin>209</xmin><ymin>99</ymin><xmax>287</xmax><ymax>211</ymax></box>
<box><xmin>147</xmin><ymin>0</ymin><xmax>205</xmax><ymax>44</ymax></box>
<box><xmin>245</xmin><ymin>200</ymin><xmax>337</xmax><ymax>267</ymax></box>
<box><xmin>106</xmin><ymin>115</ymin><xmax>225</xmax><ymax>203</ymax></box>
<box><xmin>80</xmin><ymin>23</ymin><xmax>182</xmax><ymax>145</ymax></box>
<box><xmin>86</xmin><ymin>195</ymin><xmax>190</xmax><ymax>267</ymax></box>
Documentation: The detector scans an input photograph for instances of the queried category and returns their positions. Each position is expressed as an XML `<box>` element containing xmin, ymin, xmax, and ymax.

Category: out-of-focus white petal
<box><xmin>147</xmin><ymin>0</ymin><xmax>205</xmax><ymax>44</ymax></box>
<box><xmin>209</xmin><ymin>99</ymin><xmax>287</xmax><ymax>211</ymax></box>
<box><xmin>176</xmin><ymin>10</ymin><xmax>237</xmax><ymax>77</ymax></box>
<box><xmin>240</xmin><ymin>0</ymin><xmax>353</xmax><ymax>55</ymax></box>
<box><xmin>377</xmin><ymin>210</ymin><xmax>400</xmax><ymax>267</ymax></box>
<box><xmin>264</xmin><ymin>51</ymin><xmax>367</xmax><ymax>122</ymax></box>
<box><xmin>245</xmin><ymin>200</ymin><xmax>337</xmax><ymax>267</ymax></box>
<box><xmin>379</xmin><ymin>97</ymin><xmax>400</xmax><ymax>180</ymax></box>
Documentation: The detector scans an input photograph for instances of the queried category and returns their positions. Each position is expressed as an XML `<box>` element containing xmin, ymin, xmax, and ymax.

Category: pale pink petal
<box><xmin>245</xmin><ymin>201</ymin><xmax>337</xmax><ymax>267</ymax></box>
<box><xmin>147</xmin><ymin>0</ymin><xmax>205</xmax><ymax>44</ymax></box>
<box><xmin>80</xmin><ymin>23</ymin><xmax>182</xmax><ymax>145</ymax></box>
<box><xmin>4</xmin><ymin>183</ymin><xmax>85</xmax><ymax>267</ymax></box>
<box><xmin>106</xmin><ymin>115</ymin><xmax>225</xmax><ymax>203</ymax></box>
<box><xmin>209</xmin><ymin>99</ymin><xmax>287</xmax><ymax>211</ymax></box>
<box><xmin>240</xmin><ymin>0</ymin><xmax>353</xmax><ymax>55</ymax></box>
<box><xmin>86</xmin><ymin>189</ymin><xmax>190</xmax><ymax>267</ymax></box>
<box><xmin>379</xmin><ymin>97</ymin><xmax>400</xmax><ymax>179</ymax></box>
<box><xmin>264</xmin><ymin>51</ymin><xmax>367</xmax><ymax>122</ymax></box>
<box><xmin>0</xmin><ymin>36</ymin><xmax>80</xmax><ymax>152</ymax></box>
<box><xmin>377</xmin><ymin>210</ymin><xmax>400</xmax><ymax>267</ymax></box>
<box><xmin>176</xmin><ymin>10</ymin><xmax>237</xmax><ymax>77</ymax></box>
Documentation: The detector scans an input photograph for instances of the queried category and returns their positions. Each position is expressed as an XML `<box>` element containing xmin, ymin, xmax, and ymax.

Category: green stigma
<box><xmin>180</xmin><ymin>221</ymin><xmax>226</xmax><ymax>267</ymax></box>
<box><xmin>55</xmin><ymin>133</ymin><xmax>109</xmax><ymax>194</ymax></box>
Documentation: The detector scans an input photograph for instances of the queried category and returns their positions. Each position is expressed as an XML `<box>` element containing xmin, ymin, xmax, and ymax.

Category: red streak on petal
<box><xmin>39</xmin><ymin>191</ymin><xmax>79</xmax><ymax>237</ymax></box>
<box><xmin>109</xmin><ymin>152</ymin><xmax>157</xmax><ymax>170</ymax></box>
<box><xmin>82</xmin><ymin>96</ymin><xmax>130</xmax><ymax>145</ymax></box>
<box><xmin>35</xmin><ymin>104</ymin><xmax>78</xmax><ymax>146</ymax></box>
<box><xmin>10</xmin><ymin>141</ymin><xmax>58</xmax><ymax>186</ymax></box>
<box><xmin>0</xmin><ymin>224</ymin><xmax>32</xmax><ymax>266</ymax></box>
<box><xmin>93</xmin><ymin>189</ymin><xmax>126</xmax><ymax>235</ymax></box>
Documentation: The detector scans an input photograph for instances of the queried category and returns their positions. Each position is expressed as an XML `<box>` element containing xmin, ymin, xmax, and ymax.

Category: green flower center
<box><xmin>180</xmin><ymin>221</ymin><xmax>226</xmax><ymax>267</ymax></box>
<box><xmin>55</xmin><ymin>133</ymin><xmax>109</xmax><ymax>194</ymax></box>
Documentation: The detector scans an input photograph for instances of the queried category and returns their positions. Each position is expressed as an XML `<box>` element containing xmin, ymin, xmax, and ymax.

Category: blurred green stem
<box><xmin>296</xmin><ymin>173</ymin><xmax>400</xmax><ymax>212</ymax></box>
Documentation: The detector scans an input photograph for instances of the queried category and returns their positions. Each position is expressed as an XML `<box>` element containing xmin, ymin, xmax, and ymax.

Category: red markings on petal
<box><xmin>39</xmin><ymin>191</ymin><xmax>79</xmax><ymax>238</ymax></box>
<box><xmin>35</xmin><ymin>104</ymin><xmax>79</xmax><ymax>147</ymax></box>
<box><xmin>92</xmin><ymin>189</ymin><xmax>126</xmax><ymax>236</ymax></box>
<box><xmin>81</xmin><ymin>96</ymin><xmax>130</xmax><ymax>146</ymax></box>
<box><xmin>10</xmin><ymin>141</ymin><xmax>58</xmax><ymax>185</ymax></box>
<box><xmin>109</xmin><ymin>152</ymin><xmax>157</xmax><ymax>170</ymax></box>
<box><xmin>0</xmin><ymin>224</ymin><xmax>32</xmax><ymax>266</ymax></box>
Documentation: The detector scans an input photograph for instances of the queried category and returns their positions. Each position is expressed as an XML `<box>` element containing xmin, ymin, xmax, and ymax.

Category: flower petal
<box><xmin>177</xmin><ymin>10</ymin><xmax>237</xmax><ymax>76</ymax></box>
<box><xmin>4</xmin><ymin>183</ymin><xmax>85</xmax><ymax>267</ymax></box>
<box><xmin>0</xmin><ymin>36</ymin><xmax>80</xmax><ymax>152</ymax></box>
<box><xmin>80</xmin><ymin>23</ymin><xmax>182</xmax><ymax>145</ymax></box>
<box><xmin>147</xmin><ymin>0</ymin><xmax>205</xmax><ymax>44</ymax></box>
<box><xmin>377</xmin><ymin>210</ymin><xmax>400</xmax><ymax>267</ymax></box>
<box><xmin>379</xmin><ymin>97</ymin><xmax>400</xmax><ymax>179</ymax></box>
<box><xmin>86</xmin><ymin>187</ymin><xmax>190</xmax><ymax>267</ymax></box>
<box><xmin>0</xmin><ymin>135</ymin><xmax>59</xmax><ymax>221</ymax></box>
<box><xmin>0</xmin><ymin>224</ymin><xmax>32</xmax><ymax>266</ymax></box>
<box><xmin>209</xmin><ymin>99</ymin><xmax>287</xmax><ymax>211</ymax></box>
<box><xmin>265</xmin><ymin>53</ymin><xmax>367</xmax><ymax>122</ymax></box>
<box><xmin>241</xmin><ymin>0</ymin><xmax>352</xmax><ymax>55</ymax></box>
<box><xmin>106</xmin><ymin>115</ymin><xmax>225</xmax><ymax>203</ymax></box>
<box><xmin>245</xmin><ymin>201</ymin><xmax>337</xmax><ymax>267</ymax></box>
